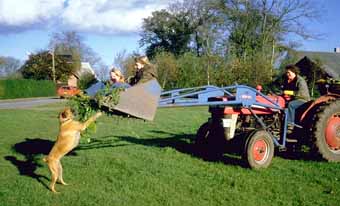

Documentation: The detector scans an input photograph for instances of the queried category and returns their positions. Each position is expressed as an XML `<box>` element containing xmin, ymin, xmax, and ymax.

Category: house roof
<box><xmin>296</xmin><ymin>51</ymin><xmax>340</xmax><ymax>78</ymax></box>
<box><xmin>73</xmin><ymin>62</ymin><xmax>97</xmax><ymax>79</ymax></box>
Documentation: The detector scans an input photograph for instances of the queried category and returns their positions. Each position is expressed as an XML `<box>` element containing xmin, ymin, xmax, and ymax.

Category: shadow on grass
<box><xmin>77</xmin><ymin>130</ymin><xmax>247</xmax><ymax>168</ymax></box>
<box><xmin>76</xmin><ymin>135</ymin><xmax>130</xmax><ymax>151</ymax></box>
<box><xmin>120</xmin><ymin>132</ymin><xmax>324</xmax><ymax>166</ymax></box>
<box><xmin>119</xmin><ymin>134</ymin><xmax>246</xmax><ymax>167</ymax></box>
<box><xmin>78</xmin><ymin>130</ymin><xmax>320</xmax><ymax>167</ymax></box>
<box><xmin>4</xmin><ymin>156</ymin><xmax>49</xmax><ymax>189</ymax></box>
<box><xmin>5</xmin><ymin>138</ymin><xmax>77</xmax><ymax>190</ymax></box>
<box><xmin>275</xmin><ymin>143</ymin><xmax>320</xmax><ymax>162</ymax></box>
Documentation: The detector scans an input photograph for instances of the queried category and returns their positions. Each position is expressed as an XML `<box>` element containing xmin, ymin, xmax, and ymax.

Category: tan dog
<box><xmin>43</xmin><ymin>107</ymin><xmax>102</xmax><ymax>193</ymax></box>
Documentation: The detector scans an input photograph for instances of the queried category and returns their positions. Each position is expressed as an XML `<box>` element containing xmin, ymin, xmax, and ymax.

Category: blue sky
<box><xmin>0</xmin><ymin>0</ymin><xmax>339</xmax><ymax>67</ymax></box>
<box><xmin>0</xmin><ymin>0</ymin><xmax>169</xmax><ymax>66</ymax></box>
<box><xmin>298</xmin><ymin>0</ymin><xmax>340</xmax><ymax>52</ymax></box>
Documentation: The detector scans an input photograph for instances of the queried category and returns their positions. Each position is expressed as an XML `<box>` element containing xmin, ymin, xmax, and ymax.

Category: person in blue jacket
<box><xmin>85</xmin><ymin>67</ymin><xmax>130</xmax><ymax>96</ymax></box>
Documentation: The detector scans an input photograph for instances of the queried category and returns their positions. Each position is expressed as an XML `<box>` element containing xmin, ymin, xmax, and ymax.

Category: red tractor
<box><xmin>159</xmin><ymin>80</ymin><xmax>340</xmax><ymax>169</ymax></box>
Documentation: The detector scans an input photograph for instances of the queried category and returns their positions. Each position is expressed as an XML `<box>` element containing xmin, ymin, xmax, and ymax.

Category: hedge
<box><xmin>0</xmin><ymin>79</ymin><xmax>56</xmax><ymax>99</ymax></box>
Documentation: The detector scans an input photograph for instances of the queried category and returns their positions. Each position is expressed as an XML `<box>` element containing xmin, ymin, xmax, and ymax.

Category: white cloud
<box><xmin>0</xmin><ymin>0</ymin><xmax>170</xmax><ymax>34</ymax></box>
<box><xmin>61</xmin><ymin>0</ymin><xmax>169</xmax><ymax>33</ymax></box>
<box><xmin>0</xmin><ymin>0</ymin><xmax>64</xmax><ymax>26</ymax></box>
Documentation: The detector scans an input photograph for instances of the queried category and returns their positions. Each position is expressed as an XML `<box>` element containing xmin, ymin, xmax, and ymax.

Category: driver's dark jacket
<box><xmin>282</xmin><ymin>75</ymin><xmax>311</xmax><ymax>101</ymax></box>
<box><xmin>129</xmin><ymin>64</ymin><xmax>158</xmax><ymax>86</ymax></box>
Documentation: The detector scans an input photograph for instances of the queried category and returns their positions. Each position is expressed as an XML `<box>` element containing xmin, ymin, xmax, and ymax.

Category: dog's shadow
<box><xmin>4</xmin><ymin>138</ymin><xmax>77</xmax><ymax>189</ymax></box>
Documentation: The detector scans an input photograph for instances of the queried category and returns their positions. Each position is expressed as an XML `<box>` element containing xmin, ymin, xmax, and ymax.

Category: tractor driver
<box><xmin>282</xmin><ymin>64</ymin><xmax>310</xmax><ymax>127</ymax></box>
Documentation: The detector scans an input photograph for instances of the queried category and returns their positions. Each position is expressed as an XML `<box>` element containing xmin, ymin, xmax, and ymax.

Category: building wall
<box><xmin>68</xmin><ymin>74</ymin><xmax>78</xmax><ymax>87</ymax></box>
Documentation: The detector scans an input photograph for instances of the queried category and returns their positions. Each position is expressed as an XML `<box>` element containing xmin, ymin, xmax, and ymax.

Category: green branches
<box><xmin>69</xmin><ymin>85</ymin><xmax>124</xmax><ymax>120</ymax></box>
<box><xmin>68</xmin><ymin>85</ymin><xmax>124</xmax><ymax>142</ymax></box>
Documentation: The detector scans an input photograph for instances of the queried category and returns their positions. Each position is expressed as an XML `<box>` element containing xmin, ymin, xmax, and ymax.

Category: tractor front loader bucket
<box><xmin>114</xmin><ymin>79</ymin><xmax>162</xmax><ymax>121</ymax></box>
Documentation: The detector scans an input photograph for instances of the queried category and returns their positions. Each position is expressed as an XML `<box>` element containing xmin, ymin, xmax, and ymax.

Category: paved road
<box><xmin>0</xmin><ymin>97</ymin><xmax>65</xmax><ymax>109</ymax></box>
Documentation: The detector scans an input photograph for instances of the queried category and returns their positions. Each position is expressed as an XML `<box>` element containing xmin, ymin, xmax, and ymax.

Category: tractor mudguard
<box><xmin>299</xmin><ymin>94</ymin><xmax>340</xmax><ymax>123</ymax></box>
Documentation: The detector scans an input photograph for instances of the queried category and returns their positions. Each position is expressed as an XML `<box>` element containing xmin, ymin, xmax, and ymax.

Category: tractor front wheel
<box><xmin>243</xmin><ymin>130</ymin><xmax>274</xmax><ymax>169</ymax></box>
<box><xmin>195</xmin><ymin>122</ymin><xmax>211</xmax><ymax>146</ymax></box>
<box><xmin>195</xmin><ymin>122</ymin><xmax>225</xmax><ymax>158</ymax></box>
<box><xmin>311</xmin><ymin>100</ymin><xmax>340</xmax><ymax>161</ymax></box>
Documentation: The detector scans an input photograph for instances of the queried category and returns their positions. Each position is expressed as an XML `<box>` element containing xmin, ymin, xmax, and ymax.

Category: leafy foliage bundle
<box><xmin>78</xmin><ymin>73</ymin><xmax>98</xmax><ymax>90</ymax></box>
<box><xmin>68</xmin><ymin>84</ymin><xmax>124</xmax><ymax>142</ymax></box>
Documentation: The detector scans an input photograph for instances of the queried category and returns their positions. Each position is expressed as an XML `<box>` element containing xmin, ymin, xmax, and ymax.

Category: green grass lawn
<box><xmin>0</xmin><ymin>103</ymin><xmax>339</xmax><ymax>206</ymax></box>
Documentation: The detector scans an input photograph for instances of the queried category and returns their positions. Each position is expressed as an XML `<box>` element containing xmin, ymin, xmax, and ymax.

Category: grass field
<box><xmin>0</xmin><ymin>103</ymin><xmax>340</xmax><ymax>206</ymax></box>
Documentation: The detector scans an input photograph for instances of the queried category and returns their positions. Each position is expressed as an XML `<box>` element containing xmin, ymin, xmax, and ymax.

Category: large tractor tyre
<box><xmin>195</xmin><ymin>122</ymin><xmax>225</xmax><ymax>158</ymax></box>
<box><xmin>243</xmin><ymin>130</ymin><xmax>274</xmax><ymax>169</ymax></box>
<box><xmin>311</xmin><ymin>100</ymin><xmax>340</xmax><ymax>162</ymax></box>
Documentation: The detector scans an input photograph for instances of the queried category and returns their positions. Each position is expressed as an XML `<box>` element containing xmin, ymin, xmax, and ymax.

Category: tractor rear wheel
<box><xmin>243</xmin><ymin>130</ymin><xmax>274</xmax><ymax>169</ymax></box>
<box><xmin>311</xmin><ymin>100</ymin><xmax>340</xmax><ymax>161</ymax></box>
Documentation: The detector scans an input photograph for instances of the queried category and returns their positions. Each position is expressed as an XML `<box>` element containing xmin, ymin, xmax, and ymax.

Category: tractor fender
<box><xmin>299</xmin><ymin>93</ymin><xmax>340</xmax><ymax>123</ymax></box>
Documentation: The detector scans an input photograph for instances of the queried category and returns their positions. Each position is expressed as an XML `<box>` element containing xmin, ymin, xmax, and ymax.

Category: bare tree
<box><xmin>168</xmin><ymin>0</ymin><xmax>222</xmax><ymax>56</ymax></box>
<box><xmin>257</xmin><ymin>0</ymin><xmax>321</xmax><ymax>62</ymax></box>
<box><xmin>217</xmin><ymin>0</ymin><xmax>320</xmax><ymax>63</ymax></box>
<box><xmin>0</xmin><ymin>57</ymin><xmax>5</xmax><ymax>65</ymax></box>
<box><xmin>113</xmin><ymin>50</ymin><xmax>128</xmax><ymax>72</ymax></box>
<box><xmin>48</xmin><ymin>31</ymin><xmax>106</xmax><ymax>73</ymax></box>
<box><xmin>0</xmin><ymin>56</ymin><xmax>22</xmax><ymax>77</ymax></box>
<box><xmin>168</xmin><ymin>0</ymin><xmax>223</xmax><ymax>84</ymax></box>
<box><xmin>95</xmin><ymin>62</ymin><xmax>110</xmax><ymax>81</ymax></box>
